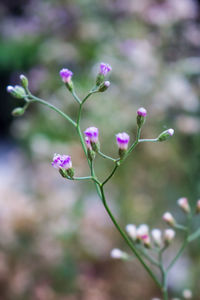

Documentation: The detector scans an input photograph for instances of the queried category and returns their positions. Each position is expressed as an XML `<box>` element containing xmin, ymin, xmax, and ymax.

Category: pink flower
<box><xmin>116</xmin><ymin>132</ymin><xmax>130</xmax><ymax>150</ymax></box>
<box><xmin>59</xmin><ymin>68</ymin><xmax>73</xmax><ymax>83</ymax></box>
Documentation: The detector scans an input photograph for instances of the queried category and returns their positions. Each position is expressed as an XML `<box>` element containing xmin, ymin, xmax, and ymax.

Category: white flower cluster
<box><xmin>125</xmin><ymin>223</ymin><xmax>175</xmax><ymax>249</ymax></box>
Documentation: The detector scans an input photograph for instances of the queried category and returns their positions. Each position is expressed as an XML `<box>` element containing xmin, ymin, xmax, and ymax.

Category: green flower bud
<box><xmin>158</xmin><ymin>129</ymin><xmax>174</xmax><ymax>142</ymax></box>
<box><xmin>96</xmin><ymin>74</ymin><xmax>105</xmax><ymax>86</ymax></box>
<box><xmin>66</xmin><ymin>167</ymin><xmax>74</xmax><ymax>179</ymax></box>
<box><xmin>20</xmin><ymin>74</ymin><xmax>29</xmax><ymax>89</ymax></box>
<box><xmin>11</xmin><ymin>107</ymin><xmax>25</xmax><ymax>117</ymax></box>
<box><xmin>98</xmin><ymin>81</ymin><xmax>110</xmax><ymax>92</ymax></box>
<box><xmin>7</xmin><ymin>85</ymin><xmax>26</xmax><ymax>99</ymax></box>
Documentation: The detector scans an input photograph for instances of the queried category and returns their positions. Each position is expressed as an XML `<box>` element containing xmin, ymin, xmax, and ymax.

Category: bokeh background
<box><xmin>1</xmin><ymin>0</ymin><xmax>200</xmax><ymax>299</ymax></box>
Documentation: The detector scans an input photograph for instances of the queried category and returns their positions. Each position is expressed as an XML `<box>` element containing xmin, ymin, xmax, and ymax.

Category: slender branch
<box><xmin>98</xmin><ymin>150</ymin><xmax>117</xmax><ymax>162</ymax></box>
<box><xmin>174</xmin><ymin>224</ymin><xmax>187</xmax><ymax>231</ymax></box>
<box><xmin>139</xmin><ymin>138</ymin><xmax>158</xmax><ymax>143</ymax></box>
<box><xmin>166</xmin><ymin>237</ymin><xmax>188</xmax><ymax>272</ymax></box>
<box><xmin>81</xmin><ymin>88</ymin><xmax>98</xmax><ymax>105</ymax></box>
<box><xmin>73</xmin><ymin>176</ymin><xmax>93</xmax><ymax>181</ymax></box>
<box><xmin>188</xmin><ymin>227</ymin><xmax>200</xmax><ymax>242</ymax></box>
<box><xmin>71</xmin><ymin>90</ymin><xmax>81</xmax><ymax>104</ymax></box>
<box><xmin>158</xmin><ymin>248</ymin><xmax>168</xmax><ymax>300</ymax></box>
<box><xmin>28</xmin><ymin>94</ymin><xmax>77</xmax><ymax>127</ymax></box>
<box><xmin>138</xmin><ymin>247</ymin><xmax>160</xmax><ymax>267</ymax></box>
<box><xmin>99</xmin><ymin>186</ymin><xmax>161</xmax><ymax>288</ymax></box>
<box><xmin>102</xmin><ymin>164</ymin><xmax>118</xmax><ymax>186</ymax></box>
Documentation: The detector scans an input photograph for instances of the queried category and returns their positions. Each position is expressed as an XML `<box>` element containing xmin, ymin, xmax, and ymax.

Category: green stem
<box><xmin>167</xmin><ymin>215</ymin><xmax>191</xmax><ymax>272</ymax></box>
<box><xmin>166</xmin><ymin>237</ymin><xmax>188</xmax><ymax>272</ymax></box>
<box><xmin>102</xmin><ymin>164</ymin><xmax>118</xmax><ymax>186</ymax></box>
<box><xmin>71</xmin><ymin>90</ymin><xmax>81</xmax><ymax>104</ymax></box>
<box><xmin>29</xmin><ymin>94</ymin><xmax>77</xmax><ymax>127</ymax></box>
<box><xmin>174</xmin><ymin>224</ymin><xmax>187</xmax><ymax>231</ymax></box>
<box><xmin>138</xmin><ymin>247</ymin><xmax>160</xmax><ymax>267</ymax></box>
<box><xmin>81</xmin><ymin>88</ymin><xmax>98</xmax><ymax>105</ymax></box>
<box><xmin>73</xmin><ymin>176</ymin><xmax>93</xmax><ymax>181</ymax></box>
<box><xmin>158</xmin><ymin>248</ymin><xmax>168</xmax><ymax>300</ymax></box>
<box><xmin>188</xmin><ymin>227</ymin><xmax>200</xmax><ymax>242</ymax></box>
<box><xmin>98</xmin><ymin>151</ymin><xmax>117</xmax><ymax>162</ymax></box>
<box><xmin>99</xmin><ymin>186</ymin><xmax>161</xmax><ymax>289</ymax></box>
<box><xmin>139</xmin><ymin>138</ymin><xmax>158</xmax><ymax>143</ymax></box>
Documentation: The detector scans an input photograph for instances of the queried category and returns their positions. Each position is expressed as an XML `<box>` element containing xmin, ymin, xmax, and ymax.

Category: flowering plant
<box><xmin>7</xmin><ymin>63</ymin><xmax>200</xmax><ymax>300</ymax></box>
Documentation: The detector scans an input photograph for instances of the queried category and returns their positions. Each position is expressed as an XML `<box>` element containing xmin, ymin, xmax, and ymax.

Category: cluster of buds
<box><xmin>96</xmin><ymin>62</ymin><xmax>112</xmax><ymax>87</ymax></box>
<box><xmin>126</xmin><ymin>223</ymin><xmax>176</xmax><ymax>249</ymax></box>
<box><xmin>52</xmin><ymin>154</ymin><xmax>74</xmax><ymax>178</ymax></box>
<box><xmin>84</xmin><ymin>127</ymin><xmax>99</xmax><ymax>153</ymax></box>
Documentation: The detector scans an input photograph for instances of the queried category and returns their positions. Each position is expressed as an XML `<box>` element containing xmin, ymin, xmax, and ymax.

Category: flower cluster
<box><xmin>125</xmin><ymin>222</ymin><xmax>176</xmax><ymax>249</ymax></box>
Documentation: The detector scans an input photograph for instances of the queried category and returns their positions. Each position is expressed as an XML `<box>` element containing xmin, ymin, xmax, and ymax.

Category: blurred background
<box><xmin>1</xmin><ymin>0</ymin><xmax>200</xmax><ymax>299</ymax></box>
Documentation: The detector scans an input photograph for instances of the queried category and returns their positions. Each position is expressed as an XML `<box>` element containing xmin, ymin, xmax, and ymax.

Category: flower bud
<box><xmin>141</xmin><ymin>234</ymin><xmax>151</xmax><ymax>248</ymax></box>
<box><xmin>110</xmin><ymin>248</ymin><xmax>128</xmax><ymax>260</ymax></box>
<box><xmin>60</xmin><ymin>68</ymin><xmax>74</xmax><ymax>92</ymax></box>
<box><xmin>196</xmin><ymin>199</ymin><xmax>200</xmax><ymax>214</ymax></box>
<box><xmin>116</xmin><ymin>132</ymin><xmax>130</xmax><ymax>159</ymax></box>
<box><xmin>96</xmin><ymin>62</ymin><xmax>112</xmax><ymax>86</ymax></box>
<box><xmin>157</xmin><ymin>128</ymin><xmax>174</xmax><ymax>142</ymax></box>
<box><xmin>136</xmin><ymin>224</ymin><xmax>149</xmax><ymax>241</ymax></box>
<box><xmin>7</xmin><ymin>85</ymin><xmax>26</xmax><ymax>99</ymax></box>
<box><xmin>52</xmin><ymin>154</ymin><xmax>74</xmax><ymax>178</ymax></box>
<box><xmin>177</xmin><ymin>197</ymin><xmax>190</xmax><ymax>214</ymax></box>
<box><xmin>20</xmin><ymin>74</ymin><xmax>29</xmax><ymax>89</ymax></box>
<box><xmin>11</xmin><ymin>107</ymin><xmax>25</xmax><ymax>117</ymax></box>
<box><xmin>84</xmin><ymin>127</ymin><xmax>99</xmax><ymax>152</ymax></box>
<box><xmin>163</xmin><ymin>212</ymin><xmax>176</xmax><ymax>227</ymax></box>
<box><xmin>126</xmin><ymin>224</ymin><xmax>137</xmax><ymax>241</ymax></box>
<box><xmin>137</xmin><ymin>107</ymin><xmax>147</xmax><ymax>128</ymax></box>
<box><xmin>98</xmin><ymin>81</ymin><xmax>110</xmax><ymax>92</ymax></box>
<box><xmin>164</xmin><ymin>229</ymin><xmax>175</xmax><ymax>245</ymax></box>
<box><xmin>85</xmin><ymin>137</ymin><xmax>96</xmax><ymax>161</ymax></box>
<box><xmin>182</xmin><ymin>289</ymin><xmax>192</xmax><ymax>299</ymax></box>
<box><xmin>151</xmin><ymin>229</ymin><xmax>162</xmax><ymax>247</ymax></box>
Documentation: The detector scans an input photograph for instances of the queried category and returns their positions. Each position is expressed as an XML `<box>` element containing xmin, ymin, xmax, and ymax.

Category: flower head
<box><xmin>110</xmin><ymin>248</ymin><xmax>128</xmax><ymax>260</ymax></box>
<box><xmin>137</xmin><ymin>224</ymin><xmax>149</xmax><ymax>239</ymax></box>
<box><xmin>164</xmin><ymin>229</ymin><xmax>176</xmax><ymax>244</ymax></box>
<box><xmin>137</xmin><ymin>107</ymin><xmax>147</xmax><ymax>117</ymax></box>
<box><xmin>158</xmin><ymin>128</ymin><xmax>175</xmax><ymax>142</ymax></box>
<box><xmin>196</xmin><ymin>199</ymin><xmax>200</xmax><ymax>213</ymax></box>
<box><xmin>151</xmin><ymin>229</ymin><xmax>162</xmax><ymax>247</ymax></box>
<box><xmin>52</xmin><ymin>154</ymin><xmax>72</xmax><ymax>170</ymax></box>
<box><xmin>116</xmin><ymin>132</ymin><xmax>130</xmax><ymax>150</ymax></box>
<box><xmin>84</xmin><ymin>127</ymin><xmax>99</xmax><ymax>143</ymax></box>
<box><xmin>60</xmin><ymin>68</ymin><xmax>73</xmax><ymax>83</ymax></box>
<box><xmin>163</xmin><ymin>212</ymin><xmax>175</xmax><ymax>226</ymax></box>
<box><xmin>168</xmin><ymin>128</ymin><xmax>174</xmax><ymax>136</ymax></box>
<box><xmin>99</xmin><ymin>63</ymin><xmax>112</xmax><ymax>76</ymax></box>
<box><xmin>85</xmin><ymin>137</ymin><xmax>92</xmax><ymax>150</ymax></box>
<box><xmin>126</xmin><ymin>224</ymin><xmax>137</xmax><ymax>240</ymax></box>
<box><xmin>182</xmin><ymin>289</ymin><xmax>192</xmax><ymax>299</ymax></box>
<box><xmin>177</xmin><ymin>197</ymin><xmax>190</xmax><ymax>213</ymax></box>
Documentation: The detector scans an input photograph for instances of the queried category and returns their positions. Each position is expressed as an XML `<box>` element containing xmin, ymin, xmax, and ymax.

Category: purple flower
<box><xmin>99</xmin><ymin>63</ymin><xmax>112</xmax><ymax>76</ymax></box>
<box><xmin>116</xmin><ymin>132</ymin><xmax>130</xmax><ymax>150</ymax></box>
<box><xmin>84</xmin><ymin>127</ymin><xmax>99</xmax><ymax>143</ymax></box>
<box><xmin>167</xmin><ymin>128</ymin><xmax>174</xmax><ymax>136</ymax></box>
<box><xmin>137</xmin><ymin>107</ymin><xmax>147</xmax><ymax>117</ymax></box>
<box><xmin>59</xmin><ymin>68</ymin><xmax>73</xmax><ymax>83</ymax></box>
<box><xmin>52</xmin><ymin>153</ymin><xmax>72</xmax><ymax>170</ymax></box>
<box><xmin>85</xmin><ymin>137</ymin><xmax>92</xmax><ymax>150</ymax></box>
